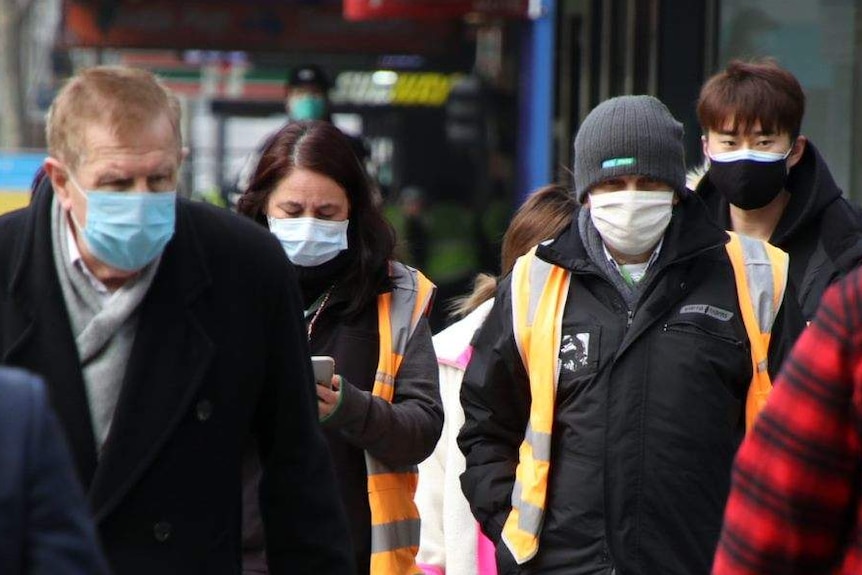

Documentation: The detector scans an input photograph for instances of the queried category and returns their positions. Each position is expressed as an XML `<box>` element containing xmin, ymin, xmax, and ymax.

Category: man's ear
<box><xmin>787</xmin><ymin>135</ymin><xmax>807</xmax><ymax>170</ymax></box>
<box><xmin>43</xmin><ymin>157</ymin><xmax>73</xmax><ymax>210</ymax></box>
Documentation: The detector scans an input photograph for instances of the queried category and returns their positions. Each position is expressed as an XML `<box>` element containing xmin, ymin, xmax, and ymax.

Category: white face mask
<box><xmin>267</xmin><ymin>216</ymin><xmax>349</xmax><ymax>267</ymax></box>
<box><xmin>588</xmin><ymin>190</ymin><xmax>674</xmax><ymax>256</ymax></box>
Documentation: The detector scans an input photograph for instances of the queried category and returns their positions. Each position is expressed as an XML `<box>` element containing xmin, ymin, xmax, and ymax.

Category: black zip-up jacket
<box><xmin>695</xmin><ymin>141</ymin><xmax>862</xmax><ymax>320</ymax></box>
<box><xmin>458</xmin><ymin>195</ymin><xmax>804</xmax><ymax>575</ymax></box>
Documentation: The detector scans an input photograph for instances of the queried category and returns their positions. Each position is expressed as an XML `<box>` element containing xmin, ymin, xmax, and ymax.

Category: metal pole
<box><xmin>515</xmin><ymin>0</ymin><xmax>557</xmax><ymax>204</ymax></box>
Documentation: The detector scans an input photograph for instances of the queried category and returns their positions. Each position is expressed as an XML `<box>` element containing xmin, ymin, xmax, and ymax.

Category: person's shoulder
<box><xmin>179</xmin><ymin>199</ymin><xmax>282</xmax><ymax>254</ymax></box>
<box><xmin>177</xmin><ymin>199</ymin><xmax>294</xmax><ymax>289</ymax></box>
<box><xmin>0</xmin><ymin>205</ymin><xmax>32</xmax><ymax>239</ymax></box>
<box><xmin>819</xmin><ymin>195</ymin><xmax>862</xmax><ymax>232</ymax></box>
<box><xmin>433</xmin><ymin>299</ymin><xmax>494</xmax><ymax>363</ymax></box>
<box><xmin>832</xmin><ymin>264</ymin><xmax>862</xmax><ymax>300</ymax></box>
<box><xmin>0</xmin><ymin>367</ymin><xmax>45</xmax><ymax>416</ymax></box>
<box><xmin>812</xmin><ymin>195</ymin><xmax>862</xmax><ymax>268</ymax></box>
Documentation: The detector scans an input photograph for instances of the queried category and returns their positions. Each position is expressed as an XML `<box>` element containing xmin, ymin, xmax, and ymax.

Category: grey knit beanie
<box><xmin>573</xmin><ymin>95</ymin><xmax>685</xmax><ymax>202</ymax></box>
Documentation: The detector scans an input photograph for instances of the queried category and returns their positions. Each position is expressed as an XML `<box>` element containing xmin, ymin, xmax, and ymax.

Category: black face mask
<box><xmin>707</xmin><ymin>157</ymin><xmax>789</xmax><ymax>210</ymax></box>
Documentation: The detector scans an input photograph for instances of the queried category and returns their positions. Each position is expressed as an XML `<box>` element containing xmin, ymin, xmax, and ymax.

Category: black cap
<box><xmin>286</xmin><ymin>65</ymin><xmax>331</xmax><ymax>90</ymax></box>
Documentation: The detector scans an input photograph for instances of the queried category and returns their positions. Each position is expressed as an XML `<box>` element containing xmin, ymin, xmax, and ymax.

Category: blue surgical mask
<box><xmin>267</xmin><ymin>216</ymin><xmax>348</xmax><ymax>267</ymax></box>
<box><xmin>289</xmin><ymin>95</ymin><xmax>327</xmax><ymax>120</ymax></box>
<box><xmin>69</xmin><ymin>176</ymin><xmax>177</xmax><ymax>271</ymax></box>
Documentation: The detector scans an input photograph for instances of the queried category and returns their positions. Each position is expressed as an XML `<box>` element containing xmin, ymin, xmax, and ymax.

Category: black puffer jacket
<box><xmin>458</xmin><ymin>195</ymin><xmax>804</xmax><ymax>575</ymax></box>
<box><xmin>695</xmin><ymin>141</ymin><xmax>862</xmax><ymax>320</ymax></box>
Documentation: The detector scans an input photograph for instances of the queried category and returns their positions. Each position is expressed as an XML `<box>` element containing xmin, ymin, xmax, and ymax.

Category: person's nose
<box><xmin>131</xmin><ymin>178</ymin><xmax>157</xmax><ymax>193</ymax></box>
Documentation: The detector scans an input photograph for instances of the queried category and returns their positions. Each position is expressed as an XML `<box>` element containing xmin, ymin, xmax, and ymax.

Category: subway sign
<box><xmin>330</xmin><ymin>71</ymin><xmax>464</xmax><ymax>107</ymax></box>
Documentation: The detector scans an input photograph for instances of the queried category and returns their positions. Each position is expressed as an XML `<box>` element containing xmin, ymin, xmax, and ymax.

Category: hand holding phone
<box><xmin>311</xmin><ymin>356</ymin><xmax>336</xmax><ymax>389</ymax></box>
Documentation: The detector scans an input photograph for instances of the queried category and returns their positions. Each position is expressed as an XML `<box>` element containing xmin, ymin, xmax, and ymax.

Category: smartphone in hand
<box><xmin>311</xmin><ymin>356</ymin><xmax>335</xmax><ymax>389</ymax></box>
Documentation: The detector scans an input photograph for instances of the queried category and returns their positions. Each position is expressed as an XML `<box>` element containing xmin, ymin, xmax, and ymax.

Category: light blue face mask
<box><xmin>267</xmin><ymin>216</ymin><xmax>348</xmax><ymax>267</ymax></box>
<box><xmin>289</xmin><ymin>95</ymin><xmax>327</xmax><ymax>121</ymax></box>
<box><xmin>69</xmin><ymin>176</ymin><xmax>177</xmax><ymax>271</ymax></box>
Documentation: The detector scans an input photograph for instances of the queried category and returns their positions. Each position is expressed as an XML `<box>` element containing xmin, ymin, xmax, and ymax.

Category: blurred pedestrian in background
<box><xmin>415</xmin><ymin>183</ymin><xmax>575</xmax><ymax>575</ymax></box>
<box><xmin>712</xmin><ymin>266</ymin><xmax>862</xmax><ymax>575</ymax></box>
<box><xmin>234</xmin><ymin>64</ymin><xmax>370</xmax><ymax>207</ymax></box>
<box><xmin>690</xmin><ymin>58</ymin><xmax>862</xmax><ymax>321</ymax></box>
<box><xmin>458</xmin><ymin>95</ymin><xmax>804</xmax><ymax>574</ymax></box>
<box><xmin>283</xmin><ymin>64</ymin><xmax>371</xmax><ymax>172</ymax></box>
<box><xmin>0</xmin><ymin>65</ymin><xmax>352</xmax><ymax>574</ymax></box>
<box><xmin>0</xmin><ymin>367</ymin><xmax>109</xmax><ymax>575</ymax></box>
<box><xmin>238</xmin><ymin>120</ymin><xmax>443</xmax><ymax>575</ymax></box>
<box><xmin>399</xmin><ymin>185</ymin><xmax>430</xmax><ymax>270</ymax></box>
<box><xmin>285</xmin><ymin>64</ymin><xmax>332</xmax><ymax>122</ymax></box>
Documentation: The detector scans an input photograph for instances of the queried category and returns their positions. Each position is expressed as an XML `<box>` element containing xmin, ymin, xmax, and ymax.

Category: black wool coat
<box><xmin>0</xmin><ymin>181</ymin><xmax>354</xmax><ymax>574</ymax></box>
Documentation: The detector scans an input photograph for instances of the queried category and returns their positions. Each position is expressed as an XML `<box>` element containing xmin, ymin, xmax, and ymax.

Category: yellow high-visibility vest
<box><xmin>368</xmin><ymin>261</ymin><xmax>436</xmax><ymax>575</ymax></box>
<box><xmin>502</xmin><ymin>232</ymin><xmax>788</xmax><ymax>565</ymax></box>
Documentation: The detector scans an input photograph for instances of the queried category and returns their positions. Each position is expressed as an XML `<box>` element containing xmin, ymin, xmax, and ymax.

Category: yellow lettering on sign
<box><xmin>392</xmin><ymin>73</ymin><xmax>459</xmax><ymax>106</ymax></box>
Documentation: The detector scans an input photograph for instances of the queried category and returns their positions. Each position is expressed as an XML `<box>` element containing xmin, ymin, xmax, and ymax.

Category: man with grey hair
<box><xmin>0</xmin><ymin>65</ymin><xmax>353</xmax><ymax>574</ymax></box>
<box><xmin>458</xmin><ymin>95</ymin><xmax>804</xmax><ymax>574</ymax></box>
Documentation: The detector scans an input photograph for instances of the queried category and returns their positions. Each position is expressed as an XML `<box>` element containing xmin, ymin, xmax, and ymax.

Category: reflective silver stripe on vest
<box><xmin>365</xmin><ymin>261</ymin><xmax>427</xmax><ymax>560</ymax></box>
<box><xmin>510</xmin><ymin>480</ymin><xmax>545</xmax><ymax>534</ymax></box>
<box><xmin>736</xmin><ymin>235</ymin><xmax>779</xmax><ymax>334</ymax></box>
<box><xmin>389</xmin><ymin>263</ymin><xmax>422</xmax><ymax>354</ymax></box>
<box><xmin>524</xmin><ymin>422</ymin><xmax>552</xmax><ymax>462</ymax></box>
<box><xmin>512</xmin><ymin>251</ymin><xmax>558</xmax><ymax>366</ymax></box>
<box><xmin>371</xmin><ymin>518</ymin><xmax>421</xmax><ymax>553</ymax></box>
<box><xmin>375</xmin><ymin>370</ymin><xmax>396</xmax><ymax>387</ymax></box>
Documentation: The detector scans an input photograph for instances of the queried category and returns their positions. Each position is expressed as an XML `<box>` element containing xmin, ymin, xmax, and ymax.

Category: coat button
<box><xmin>195</xmin><ymin>399</ymin><xmax>213</xmax><ymax>422</ymax></box>
<box><xmin>153</xmin><ymin>521</ymin><xmax>172</xmax><ymax>542</ymax></box>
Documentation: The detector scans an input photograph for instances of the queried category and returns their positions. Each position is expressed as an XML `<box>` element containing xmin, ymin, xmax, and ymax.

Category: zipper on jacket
<box><xmin>626</xmin><ymin>310</ymin><xmax>634</xmax><ymax>329</ymax></box>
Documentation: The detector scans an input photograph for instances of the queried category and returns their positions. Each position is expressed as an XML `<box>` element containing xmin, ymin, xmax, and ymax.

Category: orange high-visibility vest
<box><xmin>368</xmin><ymin>261</ymin><xmax>436</xmax><ymax>575</ymax></box>
<box><xmin>502</xmin><ymin>232</ymin><xmax>788</xmax><ymax>565</ymax></box>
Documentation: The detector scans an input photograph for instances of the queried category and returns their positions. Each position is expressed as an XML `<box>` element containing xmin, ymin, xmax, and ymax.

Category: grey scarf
<box><xmin>51</xmin><ymin>197</ymin><xmax>159</xmax><ymax>452</ymax></box>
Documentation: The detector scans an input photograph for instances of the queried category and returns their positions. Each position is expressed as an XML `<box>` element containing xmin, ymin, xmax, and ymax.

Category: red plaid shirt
<box><xmin>712</xmin><ymin>268</ymin><xmax>862</xmax><ymax>574</ymax></box>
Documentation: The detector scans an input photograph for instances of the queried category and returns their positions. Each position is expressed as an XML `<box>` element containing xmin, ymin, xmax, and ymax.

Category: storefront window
<box><xmin>718</xmin><ymin>0</ymin><xmax>861</xmax><ymax>198</ymax></box>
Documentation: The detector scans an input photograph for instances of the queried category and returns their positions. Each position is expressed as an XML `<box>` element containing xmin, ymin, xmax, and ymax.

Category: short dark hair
<box><xmin>697</xmin><ymin>59</ymin><xmax>806</xmax><ymax>138</ymax></box>
<box><xmin>237</xmin><ymin>121</ymin><xmax>396</xmax><ymax>317</ymax></box>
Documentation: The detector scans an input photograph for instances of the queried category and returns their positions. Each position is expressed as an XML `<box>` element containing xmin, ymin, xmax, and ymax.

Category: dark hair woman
<box><xmin>237</xmin><ymin>120</ymin><xmax>443</xmax><ymax>575</ymax></box>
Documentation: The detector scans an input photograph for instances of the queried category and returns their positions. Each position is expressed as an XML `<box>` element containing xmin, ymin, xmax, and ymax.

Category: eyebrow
<box><xmin>716</xmin><ymin>129</ymin><xmax>773</xmax><ymax>136</ymax></box>
<box><xmin>94</xmin><ymin>169</ymin><xmax>174</xmax><ymax>184</ymax></box>
<box><xmin>275</xmin><ymin>201</ymin><xmax>337</xmax><ymax>210</ymax></box>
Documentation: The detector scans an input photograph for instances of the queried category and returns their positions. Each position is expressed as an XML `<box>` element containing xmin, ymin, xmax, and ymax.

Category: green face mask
<box><xmin>289</xmin><ymin>95</ymin><xmax>327</xmax><ymax>120</ymax></box>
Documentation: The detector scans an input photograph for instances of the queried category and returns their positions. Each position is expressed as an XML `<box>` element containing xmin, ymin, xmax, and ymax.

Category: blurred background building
<box><xmin>1</xmin><ymin>0</ymin><xmax>860</xmax><ymax>328</ymax></box>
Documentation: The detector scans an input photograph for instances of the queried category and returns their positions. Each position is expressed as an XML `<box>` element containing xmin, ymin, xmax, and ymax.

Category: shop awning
<box><xmin>62</xmin><ymin>0</ymin><xmax>459</xmax><ymax>53</ymax></box>
<box><xmin>343</xmin><ymin>0</ymin><xmax>544</xmax><ymax>21</ymax></box>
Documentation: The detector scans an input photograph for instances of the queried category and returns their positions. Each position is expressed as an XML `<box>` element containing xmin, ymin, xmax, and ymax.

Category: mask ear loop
<box><xmin>63</xmin><ymin>172</ymin><xmax>91</xmax><ymax>232</ymax></box>
<box><xmin>781</xmin><ymin>138</ymin><xmax>800</xmax><ymax>175</ymax></box>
